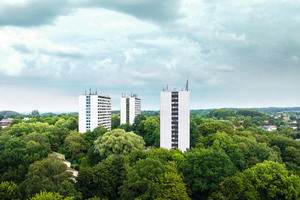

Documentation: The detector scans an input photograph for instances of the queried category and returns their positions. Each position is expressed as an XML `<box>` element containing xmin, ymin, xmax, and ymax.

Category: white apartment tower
<box><xmin>120</xmin><ymin>94</ymin><xmax>141</xmax><ymax>125</ymax></box>
<box><xmin>160</xmin><ymin>81</ymin><xmax>190</xmax><ymax>151</ymax></box>
<box><xmin>79</xmin><ymin>90</ymin><xmax>111</xmax><ymax>133</ymax></box>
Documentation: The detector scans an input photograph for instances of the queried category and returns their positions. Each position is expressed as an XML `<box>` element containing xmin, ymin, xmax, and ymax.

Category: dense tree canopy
<box><xmin>94</xmin><ymin>129</ymin><xmax>145</xmax><ymax>159</ymax></box>
<box><xmin>0</xmin><ymin>110</ymin><xmax>299</xmax><ymax>200</ymax></box>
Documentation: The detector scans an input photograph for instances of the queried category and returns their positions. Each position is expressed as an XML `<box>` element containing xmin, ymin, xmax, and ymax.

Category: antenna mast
<box><xmin>186</xmin><ymin>78</ymin><xmax>189</xmax><ymax>91</ymax></box>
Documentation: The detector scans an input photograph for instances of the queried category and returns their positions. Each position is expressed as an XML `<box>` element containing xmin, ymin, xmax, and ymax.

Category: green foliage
<box><xmin>55</xmin><ymin>118</ymin><xmax>78</xmax><ymax>131</ymax></box>
<box><xmin>179</xmin><ymin>148</ymin><xmax>237</xmax><ymax>200</ymax></box>
<box><xmin>237</xmin><ymin>109</ymin><xmax>264</xmax><ymax>117</ymax></box>
<box><xmin>29</xmin><ymin>191</ymin><xmax>74</xmax><ymax>200</ymax></box>
<box><xmin>80</xmin><ymin>157</ymin><xmax>89</xmax><ymax>169</ymax></box>
<box><xmin>147</xmin><ymin>148</ymin><xmax>173</xmax><ymax>163</ymax></box>
<box><xmin>21</xmin><ymin>154</ymin><xmax>80</xmax><ymax>198</ymax></box>
<box><xmin>92</xmin><ymin>125</ymin><xmax>108</xmax><ymax>139</ymax></box>
<box><xmin>25</xmin><ymin>154</ymin><xmax>72</xmax><ymax>184</ymax></box>
<box><xmin>208</xmin><ymin>109</ymin><xmax>235</xmax><ymax>119</ymax></box>
<box><xmin>119</xmin><ymin>123</ymin><xmax>133</xmax><ymax>132</ymax></box>
<box><xmin>1</xmin><ymin>112</ymin><xmax>300</xmax><ymax>200</ymax></box>
<box><xmin>94</xmin><ymin>129</ymin><xmax>145</xmax><ymax>159</ymax></box>
<box><xmin>196</xmin><ymin>121</ymin><xmax>233</xmax><ymax>140</ymax></box>
<box><xmin>219</xmin><ymin>161</ymin><xmax>300</xmax><ymax>199</ymax></box>
<box><xmin>143</xmin><ymin>117</ymin><xmax>160</xmax><ymax>147</ymax></box>
<box><xmin>32</xmin><ymin>110</ymin><xmax>39</xmax><ymax>116</ymax></box>
<box><xmin>111</xmin><ymin>115</ymin><xmax>120</xmax><ymax>130</ymax></box>
<box><xmin>76</xmin><ymin>155</ymin><xmax>129</xmax><ymax>199</ymax></box>
<box><xmin>0</xmin><ymin>114</ymin><xmax>5</xmax><ymax>121</ymax></box>
<box><xmin>0</xmin><ymin>181</ymin><xmax>21</xmax><ymax>200</ymax></box>
<box><xmin>64</xmin><ymin>131</ymin><xmax>86</xmax><ymax>159</ymax></box>
<box><xmin>216</xmin><ymin>172</ymin><xmax>259</xmax><ymax>200</ymax></box>
<box><xmin>242</xmin><ymin>118</ymin><xmax>252</xmax><ymax>129</ymax></box>
<box><xmin>156</xmin><ymin>171</ymin><xmax>191</xmax><ymax>200</ymax></box>
<box><xmin>0</xmin><ymin>110</ymin><xmax>21</xmax><ymax>117</ymax></box>
<box><xmin>132</xmin><ymin>114</ymin><xmax>146</xmax><ymax>130</ymax></box>
<box><xmin>120</xmin><ymin>158</ymin><xmax>167</xmax><ymax>200</ymax></box>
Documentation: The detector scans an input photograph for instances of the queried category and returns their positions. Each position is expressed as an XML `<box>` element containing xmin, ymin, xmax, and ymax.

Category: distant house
<box><xmin>0</xmin><ymin>118</ymin><xmax>13</xmax><ymax>128</ymax></box>
<box><xmin>52</xmin><ymin>152</ymin><xmax>78</xmax><ymax>182</ymax></box>
<box><xmin>259</xmin><ymin>125</ymin><xmax>277</xmax><ymax>131</ymax></box>
<box><xmin>23</xmin><ymin>117</ymin><xmax>31</xmax><ymax>121</ymax></box>
<box><xmin>283</xmin><ymin>116</ymin><xmax>290</xmax><ymax>120</ymax></box>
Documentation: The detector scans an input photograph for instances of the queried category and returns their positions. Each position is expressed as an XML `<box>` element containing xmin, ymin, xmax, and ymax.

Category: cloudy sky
<box><xmin>0</xmin><ymin>0</ymin><xmax>300</xmax><ymax>113</ymax></box>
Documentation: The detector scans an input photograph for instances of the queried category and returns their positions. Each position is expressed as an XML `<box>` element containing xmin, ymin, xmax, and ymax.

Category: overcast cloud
<box><xmin>0</xmin><ymin>0</ymin><xmax>299</xmax><ymax>112</ymax></box>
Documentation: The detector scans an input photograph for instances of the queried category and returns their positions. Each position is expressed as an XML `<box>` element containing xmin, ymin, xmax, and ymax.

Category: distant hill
<box><xmin>0</xmin><ymin>110</ymin><xmax>22</xmax><ymax>117</ymax></box>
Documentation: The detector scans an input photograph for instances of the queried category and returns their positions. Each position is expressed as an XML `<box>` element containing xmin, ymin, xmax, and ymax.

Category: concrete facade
<box><xmin>79</xmin><ymin>91</ymin><xmax>111</xmax><ymax>133</ymax></box>
<box><xmin>120</xmin><ymin>94</ymin><xmax>141</xmax><ymax>125</ymax></box>
<box><xmin>160</xmin><ymin>89</ymin><xmax>190</xmax><ymax>151</ymax></box>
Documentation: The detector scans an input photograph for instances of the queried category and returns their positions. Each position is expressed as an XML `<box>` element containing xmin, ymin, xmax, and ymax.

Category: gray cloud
<box><xmin>82</xmin><ymin>0</ymin><xmax>183</xmax><ymax>24</ymax></box>
<box><xmin>1</xmin><ymin>0</ymin><xmax>300</xmax><ymax>112</ymax></box>
<box><xmin>0</xmin><ymin>0</ymin><xmax>183</xmax><ymax>27</ymax></box>
<box><xmin>0</xmin><ymin>0</ymin><xmax>73</xmax><ymax>26</ymax></box>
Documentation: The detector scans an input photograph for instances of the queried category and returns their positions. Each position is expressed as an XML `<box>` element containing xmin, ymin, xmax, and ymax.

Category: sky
<box><xmin>0</xmin><ymin>0</ymin><xmax>300</xmax><ymax>113</ymax></box>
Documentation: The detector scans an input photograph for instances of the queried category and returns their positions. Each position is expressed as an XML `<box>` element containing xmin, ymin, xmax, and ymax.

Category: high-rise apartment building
<box><xmin>79</xmin><ymin>90</ymin><xmax>111</xmax><ymax>133</ymax></box>
<box><xmin>160</xmin><ymin>82</ymin><xmax>190</xmax><ymax>151</ymax></box>
<box><xmin>120</xmin><ymin>94</ymin><xmax>141</xmax><ymax>125</ymax></box>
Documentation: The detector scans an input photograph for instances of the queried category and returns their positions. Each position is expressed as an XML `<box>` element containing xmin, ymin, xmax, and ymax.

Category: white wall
<box><xmin>178</xmin><ymin>91</ymin><xmax>190</xmax><ymax>151</ymax></box>
<box><xmin>120</xmin><ymin>97</ymin><xmax>126</xmax><ymax>124</ymax></box>
<box><xmin>90</xmin><ymin>95</ymin><xmax>98</xmax><ymax>132</ymax></box>
<box><xmin>129</xmin><ymin>97</ymin><xmax>136</xmax><ymax>124</ymax></box>
<box><xmin>160</xmin><ymin>91</ymin><xmax>172</xmax><ymax>149</ymax></box>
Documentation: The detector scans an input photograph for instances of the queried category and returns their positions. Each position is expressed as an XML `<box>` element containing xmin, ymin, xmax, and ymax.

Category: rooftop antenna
<box><xmin>89</xmin><ymin>89</ymin><xmax>91</xmax><ymax>95</ymax></box>
<box><xmin>95</xmin><ymin>89</ymin><xmax>97</xmax><ymax>95</ymax></box>
<box><xmin>166</xmin><ymin>84</ymin><xmax>169</xmax><ymax>91</ymax></box>
<box><xmin>85</xmin><ymin>90</ymin><xmax>86</xmax><ymax>95</ymax></box>
<box><xmin>186</xmin><ymin>77</ymin><xmax>189</xmax><ymax>91</ymax></box>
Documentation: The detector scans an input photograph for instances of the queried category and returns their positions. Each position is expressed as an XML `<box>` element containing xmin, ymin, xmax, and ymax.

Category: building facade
<box><xmin>160</xmin><ymin>86</ymin><xmax>190</xmax><ymax>151</ymax></box>
<box><xmin>120</xmin><ymin>94</ymin><xmax>141</xmax><ymax>125</ymax></box>
<box><xmin>0</xmin><ymin>118</ymin><xmax>13</xmax><ymax>128</ymax></box>
<box><xmin>79</xmin><ymin>90</ymin><xmax>111</xmax><ymax>133</ymax></box>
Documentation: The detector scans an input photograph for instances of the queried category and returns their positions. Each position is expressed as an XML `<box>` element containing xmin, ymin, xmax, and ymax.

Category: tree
<box><xmin>143</xmin><ymin>117</ymin><xmax>160</xmax><ymax>147</ymax></box>
<box><xmin>156</xmin><ymin>165</ymin><xmax>191</xmax><ymax>200</ymax></box>
<box><xmin>132</xmin><ymin>114</ymin><xmax>146</xmax><ymax>131</ymax></box>
<box><xmin>22</xmin><ymin>154</ymin><xmax>80</xmax><ymax>198</ymax></box>
<box><xmin>25</xmin><ymin>154</ymin><xmax>72</xmax><ymax>184</ymax></box>
<box><xmin>179</xmin><ymin>148</ymin><xmax>237</xmax><ymax>200</ymax></box>
<box><xmin>93</xmin><ymin>155</ymin><xmax>129</xmax><ymax>199</ymax></box>
<box><xmin>119</xmin><ymin>123</ymin><xmax>133</xmax><ymax>132</ymax></box>
<box><xmin>195</xmin><ymin>122</ymin><xmax>233</xmax><ymax>146</ymax></box>
<box><xmin>0</xmin><ymin>181</ymin><xmax>21</xmax><ymax>200</ymax></box>
<box><xmin>111</xmin><ymin>115</ymin><xmax>120</xmax><ymax>130</ymax></box>
<box><xmin>29</xmin><ymin>191</ymin><xmax>74</xmax><ymax>200</ymax></box>
<box><xmin>75</xmin><ymin>167</ymin><xmax>95</xmax><ymax>199</ymax></box>
<box><xmin>64</xmin><ymin>131</ymin><xmax>86</xmax><ymax>159</ymax></box>
<box><xmin>0</xmin><ymin>114</ymin><xmax>4</xmax><ymax>121</ymax></box>
<box><xmin>92</xmin><ymin>125</ymin><xmax>108</xmax><ymax>139</ymax></box>
<box><xmin>120</xmin><ymin>158</ymin><xmax>167</xmax><ymax>200</ymax></box>
<box><xmin>65</xmin><ymin>117</ymin><xmax>78</xmax><ymax>131</ymax></box>
<box><xmin>190</xmin><ymin>120</ymin><xmax>197</xmax><ymax>147</ymax></box>
<box><xmin>242</xmin><ymin>118</ymin><xmax>252</xmax><ymax>129</ymax></box>
<box><xmin>31</xmin><ymin>110</ymin><xmax>39</xmax><ymax>115</ymax></box>
<box><xmin>80</xmin><ymin>157</ymin><xmax>89</xmax><ymax>169</ymax></box>
<box><xmin>219</xmin><ymin>161</ymin><xmax>300</xmax><ymax>199</ymax></box>
<box><xmin>94</xmin><ymin>129</ymin><xmax>145</xmax><ymax>159</ymax></box>
<box><xmin>214</xmin><ymin>172</ymin><xmax>259</xmax><ymax>200</ymax></box>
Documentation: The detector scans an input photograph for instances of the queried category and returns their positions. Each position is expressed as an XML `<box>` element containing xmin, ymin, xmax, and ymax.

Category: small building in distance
<box><xmin>79</xmin><ymin>90</ymin><xmax>111</xmax><ymax>133</ymax></box>
<box><xmin>160</xmin><ymin>81</ymin><xmax>190</xmax><ymax>151</ymax></box>
<box><xmin>0</xmin><ymin>118</ymin><xmax>13</xmax><ymax>128</ymax></box>
<box><xmin>120</xmin><ymin>93</ymin><xmax>141</xmax><ymax>125</ymax></box>
<box><xmin>258</xmin><ymin>125</ymin><xmax>278</xmax><ymax>131</ymax></box>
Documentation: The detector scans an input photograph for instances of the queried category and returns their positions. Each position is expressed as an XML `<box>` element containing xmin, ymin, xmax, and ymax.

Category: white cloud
<box><xmin>287</xmin><ymin>55</ymin><xmax>299</xmax><ymax>63</ymax></box>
